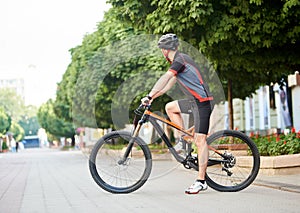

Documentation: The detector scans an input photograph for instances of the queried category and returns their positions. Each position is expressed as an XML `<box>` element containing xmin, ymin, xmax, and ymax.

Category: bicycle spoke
<box><xmin>206</xmin><ymin>130</ymin><xmax>260</xmax><ymax>192</ymax></box>
<box><xmin>89</xmin><ymin>131</ymin><xmax>152</xmax><ymax>193</ymax></box>
<box><xmin>96</xmin><ymin>150</ymin><xmax>146</xmax><ymax>186</ymax></box>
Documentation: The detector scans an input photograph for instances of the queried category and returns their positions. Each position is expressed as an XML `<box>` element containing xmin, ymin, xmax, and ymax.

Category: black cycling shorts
<box><xmin>177</xmin><ymin>99</ymin><xmax>214</xmax><ymax>134</ymax></box>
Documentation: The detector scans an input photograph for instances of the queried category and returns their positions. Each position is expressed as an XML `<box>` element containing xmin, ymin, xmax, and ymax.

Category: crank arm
<box><xmin>207</xmin><ymin>158</ymin><xmax>227</xmax><ymax>167</ymax></box>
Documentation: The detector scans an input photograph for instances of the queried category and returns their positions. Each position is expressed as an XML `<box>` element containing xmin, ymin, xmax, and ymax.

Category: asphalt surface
<box><xmin>0</xmin><ymin>148</ymin><xmax>299</xmax><ymax>213</ymax></box>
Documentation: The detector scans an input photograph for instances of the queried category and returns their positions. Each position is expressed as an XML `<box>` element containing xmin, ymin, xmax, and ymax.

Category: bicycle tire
<box><xmin>205</xmin><ymin>130</ymin><xmax>260</xmax><ymax>192</ymax></box>
<box><xmin>89</xmin><ymin>131</ymin><xmax>152</xmax><ymax>194</ymax></box>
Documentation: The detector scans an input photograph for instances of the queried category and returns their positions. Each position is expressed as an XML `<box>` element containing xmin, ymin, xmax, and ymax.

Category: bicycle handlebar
<box><xmin>134</xmin><ymin>104</ymin><xmax>151</xmax><ymax>115</ymax></box>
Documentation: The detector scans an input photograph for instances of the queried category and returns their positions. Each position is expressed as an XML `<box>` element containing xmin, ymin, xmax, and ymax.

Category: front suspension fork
<box><xmin>118</xmin><ymin>123</ymin><xmax>142</xmax><ymax>165</ymax></box>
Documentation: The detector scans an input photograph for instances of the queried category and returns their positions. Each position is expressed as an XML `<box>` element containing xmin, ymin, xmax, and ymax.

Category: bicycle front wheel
<box><xmin>89</xmin><ymin>131</ymin><xmax>152</xmax><ymax>194</ymax></box>
<box><xmin>206</xmin><ymin>130</ymin><xmax>260</xmax><ymax>192</ymax></box>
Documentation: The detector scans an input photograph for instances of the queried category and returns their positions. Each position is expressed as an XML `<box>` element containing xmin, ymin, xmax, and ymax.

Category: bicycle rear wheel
<box><xmin>89</xmin><ymin>131</ymin><xmax>152</xmax><ymax>194</ymax></box>
<box><xmin>206</xmin><ymin>130</ymin><xmax>260</xmax><ymax>192</ymax></box>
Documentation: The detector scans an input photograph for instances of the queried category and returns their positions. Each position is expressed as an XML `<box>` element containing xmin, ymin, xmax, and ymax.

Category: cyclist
<box><xmin>141</xmin><ymin>33</ymin><xmax>214</xmax><ymax>194</ymax></box>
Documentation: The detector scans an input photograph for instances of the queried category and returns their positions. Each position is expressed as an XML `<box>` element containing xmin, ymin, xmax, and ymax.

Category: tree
<box><xmin>0</xmin><ymin>107</ymin><xmax>11</xmax><ymax>136</ymax></box>
<box><xmin>0</xmin><ymin>89</ymin><xmax>40</xmax><ymax>136</ymax></box>
<box><xmin>37</xmin><ymin>100</ymin><xmax>75</xmax><ymax>145</ymax></box>
<box><xmin>8</xmin><ymin>121</ymin><xmax>25</xmax><ymax>142</ymax></box>
<box><xmin>56</xmin><ymin>8</ymin><xmax>175</xmax><ymax>130</ymax></box>
<box><xmin>18</xmin><ymin>116</ymin><xmax>40</xmax><ymax>136</ymax></box>
<box><xmin>109</xmin><ymin>0</ymin><xmax>300</xmax><ymax>85</ymax></box>
<box><xmin>18</xmin><ymin>105</ymin><xmax>40</xmax><ymax>136</ymax></box>
<box><xmin>0</xmin><ymin>88</ymin><xmax>25</xmax><ymax>121</ymax></box>
<box><xmin>108</xmin><ymin>0</ymin><xmax>300</xmax><ymax>129</ymax></box>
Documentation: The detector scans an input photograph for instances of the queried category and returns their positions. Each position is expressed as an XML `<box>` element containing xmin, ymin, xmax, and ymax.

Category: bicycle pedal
<box><xmin>183</xmin><ymin>156</ymin><xmax>198</xmax><ymax>170</ymax></box>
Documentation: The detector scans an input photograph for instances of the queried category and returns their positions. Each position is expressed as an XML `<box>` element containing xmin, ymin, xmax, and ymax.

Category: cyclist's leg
<box><xmin>165</xmin><ymin>100</ymin><xmax>184</xmax><ymax>139</ymax></box>
<box><xmin>192</xmin><ymin>101</ymin><xmax>214</xmax><ymax>180</ymax></box>
<box><xmin>194</xmin><ymin>133</ymin><xmax>208</xmax><ymax>180</ymax></box>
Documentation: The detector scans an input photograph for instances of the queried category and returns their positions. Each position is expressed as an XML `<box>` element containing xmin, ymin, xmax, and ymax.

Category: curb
<box><xmin>254</xmin><ymin>179</ymin><xmax>300</xmax><ymax>193</ymax></box>
<box><xmin>259</xmin><ymin>154</ymin><xmax>300</xmax><ymax>175</ymax></box>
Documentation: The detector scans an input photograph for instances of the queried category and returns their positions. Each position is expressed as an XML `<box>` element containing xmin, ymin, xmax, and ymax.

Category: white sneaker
<box><xmin>185</xmin><ymin>180</ymin><xmax>208</xmax><ymax>194</ymax></box>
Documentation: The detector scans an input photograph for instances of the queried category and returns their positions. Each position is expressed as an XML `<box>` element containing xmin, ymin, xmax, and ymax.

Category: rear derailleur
<box><xmin>221</xmin><ymin>151</ymin><xmax>236</xmax><ymax>176</ymax></box>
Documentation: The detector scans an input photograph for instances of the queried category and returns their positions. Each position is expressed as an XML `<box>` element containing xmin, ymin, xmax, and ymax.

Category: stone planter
<box><xmin>211</xmin><ymin>144</ymin><xmax>248</xmax><ymax>150</ymax></box>
<box><xmin>259</xmin><ymin>153</ymin><xmax>300</xmax><ymax>175</ymax></box>
<box><xmin>237</xmin><ymin>153</ymin><xmax>300</xmax><ymax>175</ymax></box>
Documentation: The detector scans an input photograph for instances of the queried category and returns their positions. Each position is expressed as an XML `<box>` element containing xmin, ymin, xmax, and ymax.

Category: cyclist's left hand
<box><xmin>141</xmin><ymin>96</ymin><xmax>151</xmax><ymax>105</ymax></box>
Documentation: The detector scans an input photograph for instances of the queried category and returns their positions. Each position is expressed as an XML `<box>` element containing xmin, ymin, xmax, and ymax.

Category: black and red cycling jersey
<box><xmin>168</xmin><ymin>51</ymin><xmax>213</xmax><ymax>102</ymax></box>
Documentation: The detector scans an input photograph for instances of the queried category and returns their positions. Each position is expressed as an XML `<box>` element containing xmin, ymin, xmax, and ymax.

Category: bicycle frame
<box><xmin>90</xmin><ymin>105</ymin><xmax>260</xmax><ymax>193</ymax></box>
<box><xmin>130</xmin><ymin>105</ymin><xmax>225</xmax><ymax>165</ymax></box>
<box><xmin>146</xmin><ymin>110</ymin><xmax>191</xmax><ymax>162</ymax></box>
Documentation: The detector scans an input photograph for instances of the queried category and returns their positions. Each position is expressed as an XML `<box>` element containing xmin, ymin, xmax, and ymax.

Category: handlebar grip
<box><xmin>134</xmin><ymin>104</ymin><xmax>151</xmax><ymax>115</ymax></box>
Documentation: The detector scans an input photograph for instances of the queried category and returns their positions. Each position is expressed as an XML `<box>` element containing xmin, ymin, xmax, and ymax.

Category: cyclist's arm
<box><xmin>148</xmin><ymin>71</ymin><xmax>176</xmax><ymax>100</ymax></box>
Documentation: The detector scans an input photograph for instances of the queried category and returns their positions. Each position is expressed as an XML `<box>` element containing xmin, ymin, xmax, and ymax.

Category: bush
<box><xmin>2</xmin><ymin>141</ymin><xmax>8</xmax><ymax>151</ymax></box>
<box><xmin>251</xmin><ymin>129</ymin><xmax>300</xmax><ymax>156</ymax></box>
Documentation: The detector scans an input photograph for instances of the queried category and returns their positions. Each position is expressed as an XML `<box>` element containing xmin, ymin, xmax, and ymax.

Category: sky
<box><xmin>0</xmin><ymin>0</ymin><xmax>111</xmax><ymax>106</ymax></box>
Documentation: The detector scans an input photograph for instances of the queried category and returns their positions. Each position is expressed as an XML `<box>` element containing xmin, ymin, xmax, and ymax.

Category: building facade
<box><xmin>210</xmin><ymin>72</ymin><xmax>300</xmax><ymax>135</ymax></box>
<box><xmin>0</xmin><ymin>77</ymin><xmax>25</xmax><ymax>101</ymax></box>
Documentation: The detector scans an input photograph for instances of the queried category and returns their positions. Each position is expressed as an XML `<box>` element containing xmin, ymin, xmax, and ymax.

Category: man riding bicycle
<box><xmin>141</xmin><ymin>33</ymin><xmax>214</xmax><ymax>194</ymax></box>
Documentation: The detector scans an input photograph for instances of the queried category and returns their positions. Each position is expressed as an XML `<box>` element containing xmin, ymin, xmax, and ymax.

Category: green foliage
<box><xmin>0</xmin><ymin>88</ymin><xmax>40</xmax><ymax>138</ymax></box>
<box><xmin>0</xmin><ymin>88</ymin><xmax>25</xmax><ymax>121</ymax></box>
<box><xmin>252</xmin><ymin>131</ymin><xmax>300</xmax><ymax>156</ymax></box>
<box><xmin>37</xmin><ymin>100</ymin><xmax>75</xmax><ymax>138</ymax></box>
<box><xmin>57</xmin><ymin>8</ymin><xmax>174</xmax><ymax>129</ymax></box>
<box><xmin>2</xmin><ymin>141</ymin><xmax>8</xmax><ymax>150</ymax></box>
<box><xmin>109</xmin><ymin>0</ymin><xmax>300</xmax><ymax>99</ymax></box>
<box><xmin>0</xmin><ymin>106</ymin><xmax>11</xmax><ymax>136</ymax></box>
<box><xmin>73</xmin><ymin>36</ymin><xmax>172</xmax><ymax>128</ymax></box>
<box><xmin>8</xmin><ymin>121</ymin><xmax>25</xmax><ymax>142</ymax></box>
<box><xmin>18</xmin><ymin>105</ymin><xmax>40</xmax><ymax>136</ymax></box>
<box><xmin>55</xmin><ymin>0</ymin><xmax>300</xmax><ymax>130</ymax></box>
<box><xmin>55</xmin><ymin>8</ymin><xmax>129</xmax><ymax>126</ymax></box>
<box><xmin>18</xmin><ymin>116</ymin><xmax>40</xmax><ymax>136</ymax></box>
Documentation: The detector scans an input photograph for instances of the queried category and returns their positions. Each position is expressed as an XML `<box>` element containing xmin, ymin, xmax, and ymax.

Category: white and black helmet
<box><xmin>157</xmin><ymin>33</ymin><xmax>179</xmax><ymax>51</ymax></box>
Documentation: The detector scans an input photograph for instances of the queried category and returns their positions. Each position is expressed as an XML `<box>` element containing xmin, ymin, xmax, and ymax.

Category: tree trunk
<box><xmin>71</xmin><ymin>134</ymin><xmax>75</xmax><ymax>147</ymax></box>
<box><xmin>228</xmin><ymin>79</ymin><xmax>234</xmax><ymax>130</ymax></box>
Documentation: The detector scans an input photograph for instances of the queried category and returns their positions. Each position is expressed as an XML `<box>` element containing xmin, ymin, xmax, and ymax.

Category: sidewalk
<box><xmin>152</xmin><ymin>153</ymin><xmax>300</xmax><ymax>194</ymax></box>
<box><xmin>150</xmin><ymin>151</ymin><xmax>300</xmax><ymax>193</ymax></box>
<box><xmin>255</xmin><ymin>173</ymin><xmax>300</xmax><ymax>193</ymax></box>
<box><xmin>82</xmin><ymin>147</ymin><xmax>300</xmax><ymax>193</ymax></box>
<box><xmin>0</xmin><ymin>148</ymin><xmax>299</xmax><ymax>213</ymax></box>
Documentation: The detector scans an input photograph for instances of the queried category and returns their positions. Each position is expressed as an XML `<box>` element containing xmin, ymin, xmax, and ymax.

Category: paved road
<box><xmin>0</xmin><ymin>148</ymin><xmax>299</xmax><ymax>213</ymax></box>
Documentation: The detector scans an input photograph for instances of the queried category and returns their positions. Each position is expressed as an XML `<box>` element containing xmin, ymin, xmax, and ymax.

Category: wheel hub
<box><xmin>222</xmin><ymin>152</ymin><xmax>236</xmax><ymax>168</ymax></box>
